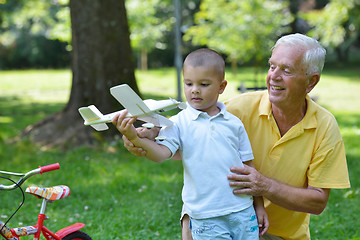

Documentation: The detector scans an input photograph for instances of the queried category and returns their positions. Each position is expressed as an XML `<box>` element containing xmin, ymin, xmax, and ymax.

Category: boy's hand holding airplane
<box><xmin>112</xmin><ymin>110</ymin><xmax>138</xmax><ymax>141</ymax></box>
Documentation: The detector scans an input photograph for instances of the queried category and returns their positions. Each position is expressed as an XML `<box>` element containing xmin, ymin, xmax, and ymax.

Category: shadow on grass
<box><xmin>334</xmin><ymin>112</ymin><xmax>360</xmax><ymax>128</ymax></box>
<box><xmin>0</xmin><ymin>96</ymin><xmax>65</xmax><ymax>117</ymax></box>
<box><xmin>334</xmin><ymin>112</ymin><xmax>360</xmax><ymax>184</ymax></box>
<box><xmin>0</xmin><ymin>96</ymin><xmax>66</xmax><ymax>138</ymax></box>
<box><xmin>323</xmin><ymin>65</ymin><xmax>360</xmax><ymax>83</ymax></box>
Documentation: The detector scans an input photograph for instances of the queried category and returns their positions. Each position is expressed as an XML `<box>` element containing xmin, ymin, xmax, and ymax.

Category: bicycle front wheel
<box><xmin>61</xmin><ymin>230</ymin><xmax>92</xmax><ymax>240</ymax></box>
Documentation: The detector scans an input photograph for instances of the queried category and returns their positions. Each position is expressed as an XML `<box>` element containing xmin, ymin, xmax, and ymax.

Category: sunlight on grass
<box><xmin>0</xmin><ymin>116</ymin><xmax>12</xmax><ymax>123</ymax></box>
<box><xmin>0</xmin><ymin>69</ymin><xmax>72</xmax><ymax>103</ymax></box>
<box><xmin>135</xmin><ymin>68</ymin><xmax>177</xmax><ymax>96</ymax></box>
<box><xmin>311</xmin><ymin>70</ymin><xmax>360</xmax><ymax>113</ymax></box>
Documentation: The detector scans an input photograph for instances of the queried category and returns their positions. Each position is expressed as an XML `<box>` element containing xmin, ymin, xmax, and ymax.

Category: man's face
<box><xmin>183</xmin><ymin>65</ymin><xmax>226</xmax><ymax>115</ymax></box>
<box><xmin>266</xmin><ymin>45</ymin><xmax>310</xmax><ymax>109</ymax></box>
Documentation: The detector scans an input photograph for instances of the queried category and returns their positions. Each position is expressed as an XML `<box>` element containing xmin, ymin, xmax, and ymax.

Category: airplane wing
<box><xmin>110</xmin><ymin>84</ymin><xmax>177</xmax><ymax>127</ymax></box>
<box><xmin>110</xmin><ymin>84</ymin><xmax>151</xmax><ymax>116</ymax></box>
<box><xmin>138</xmin><ymin>113</ymin><xmax>174</xmax><ymax>127</ymax></box>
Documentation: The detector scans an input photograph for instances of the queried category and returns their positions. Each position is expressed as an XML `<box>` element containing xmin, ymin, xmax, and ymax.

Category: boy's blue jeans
<box><xmin>189</xmin><ymin>206</ymin><xmax>259</xmax><ymax>240</ymax></box>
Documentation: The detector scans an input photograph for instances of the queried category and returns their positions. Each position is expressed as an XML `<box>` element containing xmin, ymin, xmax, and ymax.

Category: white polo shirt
<box><xmin>157</xmin><ymin>102</ymin><xmax>254</xmax><ymax>219</ymax></box>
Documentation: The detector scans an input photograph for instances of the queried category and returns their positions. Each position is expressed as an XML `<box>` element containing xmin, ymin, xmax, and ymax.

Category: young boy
<box><xmin>113</xmin><ymin>48</ymin><xmax>268</xmax><ymax>239</ymax></box>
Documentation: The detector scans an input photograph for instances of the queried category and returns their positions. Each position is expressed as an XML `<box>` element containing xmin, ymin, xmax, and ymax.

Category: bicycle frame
<box><xmin>0</xmin><ymin>164</ymin><xmax>89</xmax><ymax>240</ymax></box>
<box><xmin>1</xmin><ymin>199</ymin><xmax>85</xmax><ymax>240</ymax></box>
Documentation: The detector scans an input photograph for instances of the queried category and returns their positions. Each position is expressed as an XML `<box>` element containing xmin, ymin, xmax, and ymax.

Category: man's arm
<box><xmin>227</xmin><ymin>165</ymin><xmax>330</xmax><ymax>215</ymax></box>
<box><xmin>122</xmin><ymin>126</ymin><xmax>183</xmax><ymax>160</ymax></box>
<box><xmin>113</xmin><ymin>111</ymin><xmax>172</xmax><ymax>162</ymax></box>
<box><xmin>122</xmin><ymin>127</ymin><xmax>159</xmax><ymax>157</ymax></box>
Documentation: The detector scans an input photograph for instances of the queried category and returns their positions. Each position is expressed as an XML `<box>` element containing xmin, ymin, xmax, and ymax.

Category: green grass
<box><xmin>0</xmin><ymin>141</ymin><xmax>183</xmax><ymax>239</ymax></box>
<box><xmin>0</xmin><ymin>67</ymin><xmax>360</xmax><ymax>239</ymax></box>
<box><xmin>0</xmin><ymin>69</ymin><xmax>71</xmax><ymax>103</ymax></box>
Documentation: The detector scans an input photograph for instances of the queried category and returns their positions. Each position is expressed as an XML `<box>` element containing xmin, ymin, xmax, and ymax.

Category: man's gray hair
<box><xmin>273</xmin><ymin>33</ymin><xmax>326</xmax><ymax>75</ymax></box>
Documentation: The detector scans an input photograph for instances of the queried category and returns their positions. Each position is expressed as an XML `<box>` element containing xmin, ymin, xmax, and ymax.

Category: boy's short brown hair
<box><xmin>183</xmin><ymin>48</ymin><xmax>225</xmax><ymax>80</ymax></box>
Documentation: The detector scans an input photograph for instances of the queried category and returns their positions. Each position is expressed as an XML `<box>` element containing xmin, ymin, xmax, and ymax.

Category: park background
<box><xmin>1</xmin><ymin>0</ymin><xmax>360</xmax><ymax>239</ymax></box>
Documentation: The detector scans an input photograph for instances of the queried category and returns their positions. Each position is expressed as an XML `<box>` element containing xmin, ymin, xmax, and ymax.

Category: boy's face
<box><xmin>183</xmin><ymin>64</ymin><xmax>227</xmax><ymax>116</ymax></box>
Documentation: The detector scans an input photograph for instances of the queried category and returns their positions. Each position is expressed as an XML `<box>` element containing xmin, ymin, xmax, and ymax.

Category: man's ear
<box><xmin>219</xmin><ymin>80</ymin><xmax>227</xmax><ymax>94</ymax></box>
<box><xmin>306</xmin><ymin>74</ymin><xmax>320</xmax><ymax>94</ymax></box>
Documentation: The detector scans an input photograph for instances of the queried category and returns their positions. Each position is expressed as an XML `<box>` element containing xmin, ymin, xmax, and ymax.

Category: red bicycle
<box><xmin>0</xmin><ymin>163</ymin><xmax>91</xmax><ymax>240</ymax></box>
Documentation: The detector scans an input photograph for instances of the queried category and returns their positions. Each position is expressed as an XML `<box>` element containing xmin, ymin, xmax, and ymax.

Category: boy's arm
<box><xmin>244</xmin><ymin>160</ymin><xmax>269</xmax><ymax>237</ymax></box>
<box><xmin>112</xmin><ymin>111</ymin><xmax>172</xmax><ymax>162</ymax></box>
<box><xmin>253</xmin><ymin>195</ymin><xmax>268</xmax><ymax>237</ymax></box>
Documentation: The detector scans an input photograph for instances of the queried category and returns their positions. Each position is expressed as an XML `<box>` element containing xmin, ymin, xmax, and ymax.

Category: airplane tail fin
<box><xmin>78</xmin><ymin>105</ymin><xmax>109</xmax><ymax>131</ymax></box>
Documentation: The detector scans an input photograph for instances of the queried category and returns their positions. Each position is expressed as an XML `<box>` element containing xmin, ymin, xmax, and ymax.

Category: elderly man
<box><xmin>120</xmin><ymin>33</ymin><xmax>350</xmax><ymax>240</ymax></box>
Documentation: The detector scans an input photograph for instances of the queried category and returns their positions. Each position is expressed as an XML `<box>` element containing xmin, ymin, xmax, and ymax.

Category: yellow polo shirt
<box><xmin>225</xmin><ymin>91</ymin><xmax>350</xmax><ymax>240</ymax></box>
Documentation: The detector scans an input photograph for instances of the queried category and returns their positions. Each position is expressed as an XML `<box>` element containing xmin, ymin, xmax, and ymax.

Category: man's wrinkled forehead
<box><xmin>270</xmin><ymin>45</ymin><xmax>305</xmax><ymax>66</ymax></box>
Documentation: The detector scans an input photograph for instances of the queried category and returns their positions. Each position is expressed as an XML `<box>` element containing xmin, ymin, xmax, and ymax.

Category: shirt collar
<box><xmin>303</xmin><ymin>95</ymin><xmax>317</xmax><ymax>129</ymax></box>
<box><xmin>186</xmin><ymin>101</ymin><xmax>229</xmax><ymax>120</ymax></box>
<box><xmin>258</xmin><ymin>91</ymin><xmax>317</xmax><ymax>129</ymax></box>
<box><xmin>259</xmin><ymin>91</ymin><xmax>272</xmax><ymax>118</ymax></box>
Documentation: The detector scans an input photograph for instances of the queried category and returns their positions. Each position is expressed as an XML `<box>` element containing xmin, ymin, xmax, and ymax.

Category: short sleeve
<box><xmin>156</xmin><ymin>124</ymin><xmax>181</xmax><ymax>158</ymax></box>
<box><xmin>237</xmin><ymin>119</ymin><xmax>254</xmax><ymax>162</ymax></box>
<box><xmin>308</xmin><ymin>119</ymin><xmax>350</xmax><ymax>189</ymax></box>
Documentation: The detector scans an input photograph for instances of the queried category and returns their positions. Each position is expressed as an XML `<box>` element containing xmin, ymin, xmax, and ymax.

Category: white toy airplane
<box><xmin>78</xmin><ymin>84</ymin><xmax>186</xmax><ymax>131</ymax></box>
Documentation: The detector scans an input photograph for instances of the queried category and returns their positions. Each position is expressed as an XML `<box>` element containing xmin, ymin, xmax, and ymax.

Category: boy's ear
<box><xmin>306</xmin><ymin>74</ymin><xmax>320</xmax><ymax>94</ymax></box>
<box><xmin>219</xmin><ymin>80</ymin><xmax>227</xmax><ymax>94</ymax></box>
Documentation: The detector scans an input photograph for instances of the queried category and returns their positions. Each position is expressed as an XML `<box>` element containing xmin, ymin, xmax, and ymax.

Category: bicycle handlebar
<box><xmin>40</xmin><ymin>163</ymin><xmax>60</xmax><ymax>174</ymax></box>
<box><xmin>0</xmin><ymin>163</ymin><xmax>60</xmax><ymax>190</ymax></box>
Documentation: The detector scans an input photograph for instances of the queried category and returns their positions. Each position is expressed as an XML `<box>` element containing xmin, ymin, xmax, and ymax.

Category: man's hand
<box><xmin>122</xmin><ymin>127</ymin><xmax>160</xmax><ymax>157</ymax></box>
<box><xmin>228</xmin><ymin>165</ymin><xmax>330</xmax><ymax>215</ymax></box>
<box><xmin>227</xmin><ymin>165</ymin><xmax>269</xmax><ymax>196</ymax></box>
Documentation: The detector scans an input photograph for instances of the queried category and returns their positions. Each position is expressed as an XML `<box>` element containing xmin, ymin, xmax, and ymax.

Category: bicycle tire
<box><xmin>61</xmin><ymin>230</ymin><xmax>92</xmax><ymax>240</ymax></box>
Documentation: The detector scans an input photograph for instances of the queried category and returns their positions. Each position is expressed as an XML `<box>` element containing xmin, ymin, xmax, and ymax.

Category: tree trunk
<box><xmin>21</xmin><ymin>0</ymin><xmax>137</xmax><ymax>148</ymax></box>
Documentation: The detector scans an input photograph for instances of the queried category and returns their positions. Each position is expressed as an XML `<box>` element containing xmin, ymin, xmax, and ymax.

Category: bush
<box><xmin>0</xmin><ymin>33</ymin><xmax>70</xmax><ymax>69</ymax></box>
